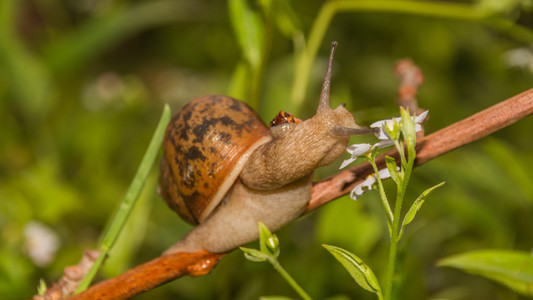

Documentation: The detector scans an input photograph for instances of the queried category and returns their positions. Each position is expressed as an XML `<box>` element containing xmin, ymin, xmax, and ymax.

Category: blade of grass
<box><xmin>75</xmin><ymin>104</ymin><xmax>171</xmax><ymax>293</ymax></box>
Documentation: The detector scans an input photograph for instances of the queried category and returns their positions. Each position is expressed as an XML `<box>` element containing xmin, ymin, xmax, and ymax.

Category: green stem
<box><xmin>383</xmin><ymin>181</ymin><xmax>405</xmax><ymax>300</ymax></box>
<box><xmin>291</xmin><ymin>0</ymin><xmax>533</xmax><ymax>111</ymax></box>
<box><xmin>383</xmin><ymin>142</ymin><xmax>415</xmax><ymax>300</ymax></box>
<box><xmin>75</xmin><ymin>105</ymin><xmax>171</xmax><ymax>293</ymax></box>
<box><xmin>270</xmin><ymin>259</ymin><xmax>312</xmax><ymax>300</ymax></box>
<box><xmin>369</xmin><ymin>159</ymin><xmax>394</xmax><ymax>228</ymax></box>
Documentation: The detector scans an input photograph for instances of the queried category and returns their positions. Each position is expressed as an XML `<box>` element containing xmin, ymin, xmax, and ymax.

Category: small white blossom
<box><xmin>350</xmin><ymin>168</ymin><xmax>393</xmax><ymax>200</ymax></box>
<box><xmin>24</xmin><ymin>221</ymin><xmax>60</xmax><ymax>267</ymax></box>
<box><xmin>370</xmin><ymin>110</ymin><xmax>428</xmax><ymax>141</ymax></box>
<box><xmin>340</xmin><ymin>143</ymin><xmax>372</xmax><ymax>169</ymax></box>
<box><xmin>340</xmin><ymin>111</ymin><xmax>429</xmax><ymax>169</ymax></box>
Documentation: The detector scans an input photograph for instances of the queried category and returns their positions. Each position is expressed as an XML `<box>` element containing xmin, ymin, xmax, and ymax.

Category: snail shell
<box><xmin>159</xmin><ymin>95</ymin><xmax>271</xmax><ymax>224</ymax></box>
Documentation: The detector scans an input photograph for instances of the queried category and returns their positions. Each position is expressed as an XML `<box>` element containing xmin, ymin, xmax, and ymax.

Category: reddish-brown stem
<box><xmin>395</xmin><ymin>58</ymin><xmax>425</xmax><ymax>114</ymax></box>
<box><xmin>307</xmin><ymin>87</ymin><xmax>533</xmax><ymax>212</ymax></box>
<box><xmin>67</xmin><ymin>250</ymin><xmax>224</xmax><ymax>300</ymax></box>
<box><xmin>68</xmin><ymin>88</ymin><xmax>533</xmax><ymax>300</ymax></box>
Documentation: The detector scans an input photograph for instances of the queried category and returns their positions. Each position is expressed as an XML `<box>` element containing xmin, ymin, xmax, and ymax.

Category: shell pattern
<box><xmin>160</xmin><ymin>95</ymin><xmax>271</xmax><ymax>224</ymax></box>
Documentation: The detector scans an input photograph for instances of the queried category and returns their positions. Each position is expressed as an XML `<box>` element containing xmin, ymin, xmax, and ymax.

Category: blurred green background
<box><xmin>1</xmin><ymin>0</ymin><xmax>533</xmax><ymax>299</ymax></box>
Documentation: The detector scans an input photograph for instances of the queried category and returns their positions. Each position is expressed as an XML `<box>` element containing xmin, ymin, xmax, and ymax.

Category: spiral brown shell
<box><xmin>159</xmin><ymin>95</ymin><xmax>271</xmax><ymax>225</ymax></box>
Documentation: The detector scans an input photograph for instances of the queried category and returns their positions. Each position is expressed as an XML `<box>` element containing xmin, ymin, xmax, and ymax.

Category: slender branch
<box><xmin>68</xmin><ymin>250</ymin><xmax>224</xmax><ymax>300</ymax></box>
<box><xmin>68</xmin><ymin>88</ymin><xmax>533</xmax><ymax>300</ymax></box>
<box><xmin>306</xmin><ymin>87</ymin><xmax>533</xmax><ymax>212</ymax></box>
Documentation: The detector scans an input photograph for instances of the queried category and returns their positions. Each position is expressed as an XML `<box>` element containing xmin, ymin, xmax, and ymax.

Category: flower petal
<box><xmin>347</xmin><ymin>143</ymin><xmax>372</xmax><ymax>157</ymax></box>
<box><xmin>378</xmin><ymin>167</ymin><xmax>394</xmax><ymax>179</ymax></box>
<box><xmin>350</xmin><ymin>175</ymin><xmax>377</xmax><ymax>200</ymax></box>
<box><xmin>415</xmin><ymin>110</ymin><xmax>429</xmax><ymax>123</ymax></box>
<box><xmin>340</xmin><ymin>158</ymin><xmax>356</xmax><ymax>169</ymax></box>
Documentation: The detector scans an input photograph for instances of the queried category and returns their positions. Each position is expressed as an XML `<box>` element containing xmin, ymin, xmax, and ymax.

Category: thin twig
<box><xmin>307</xmin><ymin>87</ymin><xmax>533</xmax><ymax>212</ymax></box>
<box><xmin>68</xmin><ymin>88</ymin><xmax>533</xmax><ymax>300</ymax></box>
<box><xmin>395</xmin><ymin>58</ymin><xmax>425</xmax><ymax>115</ymax></box>
<box><xmin>35</xmin><ymin>250</ymin><xmax>100</xmax><ymax>300</ymax></box>
<box><xmin>68</xmin><ymin>250</ymin><xmax>223</xmax><ymax>300</ymax></box>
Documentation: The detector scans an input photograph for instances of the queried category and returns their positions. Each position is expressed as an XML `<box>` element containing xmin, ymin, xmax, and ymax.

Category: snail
<box><xmin>159</xmin><ymin>42</ymin><xmax>375</xmax><ymax>254</ymax></box>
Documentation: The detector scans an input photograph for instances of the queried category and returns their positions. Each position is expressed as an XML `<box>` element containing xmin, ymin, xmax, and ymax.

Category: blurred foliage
<box><xmin>1</xmin><ymin>0</ymin><xmax>533</xmax><ymax>299</ymax></box>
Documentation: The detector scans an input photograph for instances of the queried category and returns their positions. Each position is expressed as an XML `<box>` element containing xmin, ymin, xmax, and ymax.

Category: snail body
<box><xmin>160</xmin><ymin>42</ymin><xmax>373</xmax><ymax>253</ymax></box>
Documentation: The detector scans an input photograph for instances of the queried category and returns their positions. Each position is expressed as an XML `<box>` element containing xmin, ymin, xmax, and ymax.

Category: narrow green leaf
<box><xmin>382</xmin><ymin>120</ymin><xmax>400</xmax><ymax>142</ymax></box>
<box><xmin>401</xmin><ymin>182</ymin><xmax>444</xmax><ymax>230</ymax></box>
<box><xmin>260</xmin><ymin>296</ymin><xmax>293</xmax><ymax>300</ymax></box>
<box><xmin>228</xmin><ymin>0</ymin><xmax>264</xmax><ymax>68</ymax></box>
<box><xmin>0</xmin><ymin>0</ymin><xmax>52</xmax><ymax>119</ymax></box>
<box><xmin>44</xmin><ymin>1</ymin><xmax>192</xmax><ymax>74</ymax></box>
<box><xmin>438</xmin><ymin>249</ymin><xmax>533</xmax><ymax>296</ymax></box>
<box><xmin>323</xmin><ymin>244</ymin><xmax>382</xmax><ymax>296</ymax></box>
<box><xmin>227</xmin><ymin>60</ymin><xmax>250</xmax><ymax>99</ymax></box>
<box><xmin>240</xmin><ymin>247</ymin><xmax>269</xmax><ymax>262</ymax></box>
<box><xmin>270</xmin><ymin>0</ymin><xmax>303</xmax><ymax>38</ymax></box>
<box><xmin>385</xmin><ymin>156</ymin><xmax>400</xmax><ymax>184</ymax></box>
<box><xmin>400</xmin><ymin>107</ymin><xmax>416</xmax><ymax>151</ymax></box>
<box><xmin>75</xmin><ymin>105</ymin><xmax>171</xmax><ymax>293</ymax></box>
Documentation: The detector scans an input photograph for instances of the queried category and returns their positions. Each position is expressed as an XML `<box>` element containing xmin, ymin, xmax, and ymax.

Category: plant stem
<box><xmin>383</xmin><ymin>139</ymin><xmax>416</xmax><ymax>300</ymax></box>
<box><xmin>270</xmin><ymin>259</ymin><xmax>312</xmax><ymax>300</ymax></box>
<box><xmin>369</xmin><ymin>159</ymin><xmax>393</xmax><ymax>228</ymax></box>
<box><xmin>383</xmin><ymin>182</ymin><xmax>405</xmax><ymax>300</ymax></box>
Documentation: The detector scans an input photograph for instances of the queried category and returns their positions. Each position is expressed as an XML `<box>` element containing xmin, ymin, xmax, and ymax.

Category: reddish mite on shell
<box><xmin>269</xmin><ymin>111</ymin><xmax>302</xmax><ymax>127</ymax></box>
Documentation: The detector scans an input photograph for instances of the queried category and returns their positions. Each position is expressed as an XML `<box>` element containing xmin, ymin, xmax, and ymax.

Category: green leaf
<box><xmin>269</xmin><ymin>0</ymin><xmax>303</xmax><ymax>39</ymax></box>
<box><xmin>477</xmin><ymin>0</ymin><xmax>531</xmax><ymax>15</ymax></box>
<box><xmin>240</xmin><ymin>247</ymin><xmax>270</xmax><ymax>262</ymax></box>
<box><xmin>260</xmin><ymin>296</ymin><xmax>294</xmax><ymax>300</ymax></box>
<box><xmin>228</xmin><ymin>0</ymin><xmax>264</xmax><ymax>68</ymax></box>
<box><xmin>400</xmin><ymin>107</ymin><xmax>416</xmax><ymax>151</ymax></box>
<box><xmin>382</xmin><ymin>119</ymin><xmax>400</xmax><ymax>142</ymax></box>
<box><xmin>37</xmin><ymin>279</ymin><xmax>47</xmax><ymax>296</ymax></box>
<box><xmin>44</xmin><ymin>1</ymin><xmax>192</xmax><ymax>74</ymax></box>
<box><xmin>438</xmin><ymin>249</ymin><xmax>533</xmax><ymax>296</ymax></box>
<box><xmin>385</xmin><ymin>156</ymin><xmax>400</xmax><ymax>184</ymax></box>
<box><xmin>259</xmin><ymin>222</ymin><xmax>280</xmax><ymax>258</ymax></box>
<box><xmin>323</xmin><ymin>244</ymin><xmax>382</xmax><ymax>296</ymax></box>
<box><xmin>75</xmin><ymin>104</ymin><xmax>171</xmax><ymax>293</ymax></box>
<box><xmin>401</xmin><ymin>182</ymin><xmax>445</xmax><ymax>232</ymax></box>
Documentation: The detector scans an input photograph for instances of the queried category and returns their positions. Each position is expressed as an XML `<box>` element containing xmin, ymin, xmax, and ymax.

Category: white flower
<box><xmin>24</xmin><ymin>221</ymin><xmax>60</xmax><ymax>267</ymax></box>
<box><xmin>350</xmin><ymin>168</ymin><xmax>393</xmax><ymax>200</ymax></box>
<box><xmin>370</xmin><ymin>110</ymin><xmax>428</xmax><ymax>141</ymax></box>
<box><xmin>340</xmin><ymin>111</ymin><xmax>429</xmax><ymax>169</ymax></box>
<box><xmin>340</xmin><ymin>143</ymin><xmax>372</xmax><ymax>169</ymax></box>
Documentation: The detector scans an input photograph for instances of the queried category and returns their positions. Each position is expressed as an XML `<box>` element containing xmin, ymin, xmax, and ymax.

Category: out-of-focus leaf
<box><xmin>44</xmin><ymin>0</ymin><xmax>195</xmax><ymax>74</ymax></box>
<box><xmin>476</xmin><ymin>0</ymin><xmax>532</xmax><ymax>15</ymax></box>
<box><xmin>0</xmin><ymin>0</ymin><xmax>53</xmax><ymax>119</ymax></box>
<box><xmin>323</xmin><ymin>244</ymin><xmax>382</xmax><ymax>296</ymax></box>
<box><xmin>260</xmin><ymin>296</ymin><xmax>293</xmax><ymax>300</ymax></box>
<box><xmin>227</xmin><ymin>60</ymin><xmax>250</xmax><ymax>99</ymax></box>
<box><xmin>228</xmin><ymin>0</ymin><xmax>264</xmax><ymax>69</ymax></box>
<box><xmin>270</xmin><ymin>0</ymin><xmax>303</xmax><ymax>40</ymax></box>
<box><xmin>438</xmin><ymin>249</ymin><xmax>533</xmax><ymax>296</ymax></box>
<box><xmin>483</xmin><ymin>138</ymin><xmax>533</xmax><ymax>204</ymax></box>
